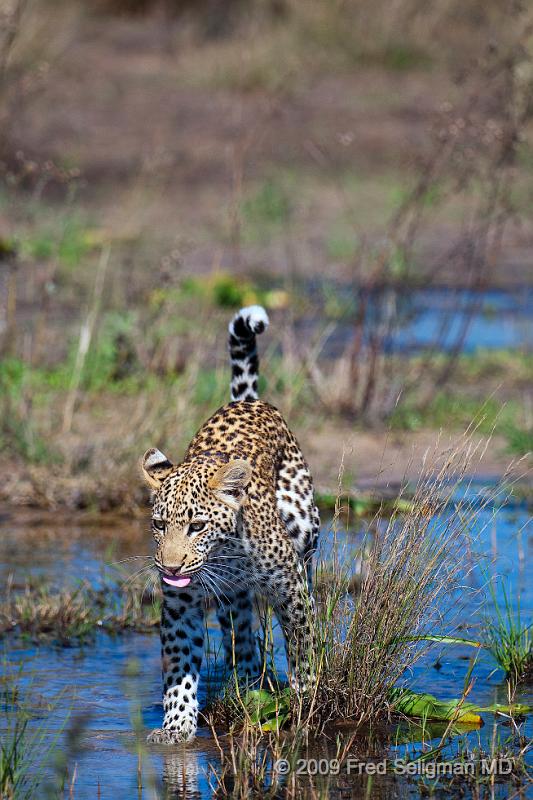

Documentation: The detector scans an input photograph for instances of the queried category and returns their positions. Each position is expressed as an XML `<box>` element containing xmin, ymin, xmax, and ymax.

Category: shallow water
<box><xmin>304</xmin><ymin>284</ymin><xmax>533</xmax><ymax>356</ymax></box>
<box><xmin>1</xmin><ymin>482</ymin><xmax>531</xmax><ymax>799</ymax></box>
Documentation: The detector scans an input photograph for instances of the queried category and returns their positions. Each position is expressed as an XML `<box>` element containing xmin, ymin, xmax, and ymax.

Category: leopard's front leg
<box><xmin>147</xmin><ymin>585</ymin><xmax>204</xmax><ymax>744</ymax></box>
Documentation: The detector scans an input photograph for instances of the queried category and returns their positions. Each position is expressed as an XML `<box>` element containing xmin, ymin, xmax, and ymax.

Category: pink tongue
<box><xmin>162</xmin><ymin>575</ymin><xmax>191</xmax><ymax>588</ymax></box>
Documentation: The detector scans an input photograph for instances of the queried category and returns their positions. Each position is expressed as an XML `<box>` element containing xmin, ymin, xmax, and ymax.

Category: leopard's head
<box><xmin>140</xmin><ymin>449</ymin><xmax>251</xmax><ymax>589</ymax></box>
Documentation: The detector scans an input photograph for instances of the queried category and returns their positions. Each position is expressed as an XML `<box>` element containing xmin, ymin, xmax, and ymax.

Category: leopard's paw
<box><xmin>147</xmin><ymin>726</ymin><xmax>195</xmax><ymax>744</ymax></box>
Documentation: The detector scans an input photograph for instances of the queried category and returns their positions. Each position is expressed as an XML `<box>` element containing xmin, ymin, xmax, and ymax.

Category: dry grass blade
<box><xmin>301</xmin><ymin>429</ymin><xmax>513</xmax><ymax>733</ymax></box>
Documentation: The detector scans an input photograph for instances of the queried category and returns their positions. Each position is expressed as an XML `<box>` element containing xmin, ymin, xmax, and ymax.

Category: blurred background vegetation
<box><xmin>0</xmin><ymin>0</ymin><xmax>531</xmax><ymax>510</ymax></box>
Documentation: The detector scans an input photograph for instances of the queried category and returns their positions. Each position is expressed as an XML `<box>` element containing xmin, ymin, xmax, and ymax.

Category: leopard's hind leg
<box><xmin>215</xmin><ymin>588</ymin><xmax>261</xmax><ymax>678</ymax></box>
<box><xmin>276</xmin><ymin>433</ymin><xmax>320</xmax><ymax>585</ymax></box>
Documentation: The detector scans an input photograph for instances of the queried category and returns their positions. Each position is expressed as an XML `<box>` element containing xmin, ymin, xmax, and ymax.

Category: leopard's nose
<box><xmin>165</xmin><ymin>565</ymin><xmax>182</xmax><ymax>576</ymax></box>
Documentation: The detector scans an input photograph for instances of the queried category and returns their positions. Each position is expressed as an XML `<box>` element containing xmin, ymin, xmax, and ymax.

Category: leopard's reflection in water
<box><xmin>159</xmin><ymin>745</ymin><xmax>202</xmax><ymax>799</ymax></box>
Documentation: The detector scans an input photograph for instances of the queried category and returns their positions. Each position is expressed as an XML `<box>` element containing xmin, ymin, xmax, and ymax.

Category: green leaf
<box><xmin>394</xmin><ymin>635</ymin><xmax>482</xmax><ymax>648</ymax></box>
<box><xmin>479</xmin><ymin>703</ymin><xmax>531</xmax><ymax>715</ymax></box>
<box><xmin>241</xmin><ymin>686</ymin><xmax>531</xmax><ymax>733</ymax></box>
<box><xmin>388</xmin><ymin>688</ymin><xmax>483</xmax><ymax>724</ymax></box>
<box><xmin>260</xmin><ymin>714</ymin><xmax>290</xmax><ymax>732</ymax></box>
<box><xmin>243</xmin><ymin>688</ymin><xmax>291</xmax><ymax>730</ymax></box>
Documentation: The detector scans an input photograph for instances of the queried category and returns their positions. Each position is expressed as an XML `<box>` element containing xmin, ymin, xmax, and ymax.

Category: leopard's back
<box><xmin>185</xmin><ymin>397</ymin><xmax>319</xmax><ymax>563</ymax></box>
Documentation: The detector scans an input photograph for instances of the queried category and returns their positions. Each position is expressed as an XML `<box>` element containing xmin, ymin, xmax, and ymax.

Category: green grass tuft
<box><xmin>482</xmin><ymin>578</ymin><xmax>532</xmax><ymax>687</ymax></box>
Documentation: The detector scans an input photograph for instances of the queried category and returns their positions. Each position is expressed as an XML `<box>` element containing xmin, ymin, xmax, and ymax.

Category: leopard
<box><xmin>141</xmin><ymin>305</ymin><xmax>320</xmax><ymax>743</ymax></box>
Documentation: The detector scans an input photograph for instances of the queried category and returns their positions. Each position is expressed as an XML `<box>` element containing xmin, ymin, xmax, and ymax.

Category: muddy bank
<box><xmin>1</xmin><ymin>426</ymin><xmax>529</xmax><ymax>515</ymax></box>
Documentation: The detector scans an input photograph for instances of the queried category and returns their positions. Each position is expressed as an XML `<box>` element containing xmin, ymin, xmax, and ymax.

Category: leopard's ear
<box><xmin>141</xmin><ymin>448</ymin><xmax>174</xmax><ymax>490</ymax></box>
<box><xmin>209</xmin><ymin>459</ymin><xmax>252</xmax><ymax>509</ymax></box>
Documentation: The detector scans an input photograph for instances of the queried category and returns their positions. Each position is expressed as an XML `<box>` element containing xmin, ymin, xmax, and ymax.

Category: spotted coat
<box><xmin>142</xmin><ymin>306</ymin><xmax>320</xmax><ymax>743</ymax></box>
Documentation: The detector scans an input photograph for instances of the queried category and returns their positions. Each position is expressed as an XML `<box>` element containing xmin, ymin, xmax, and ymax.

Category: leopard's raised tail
<box><xmin>228</xmin><ymin>305</ymin><xmax>269</xmax><ymax>401</ymax></box>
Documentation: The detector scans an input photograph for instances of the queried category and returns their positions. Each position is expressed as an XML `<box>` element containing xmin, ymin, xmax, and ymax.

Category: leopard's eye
<box><xmin>189</xmin><ymin>521</ymin><xmax>206</xmax><ymax>534</ymax></box>
<box><xmin>152</xmin><ymin>518</ymin><xmax>166</xmax><ymax>532</ymax></box>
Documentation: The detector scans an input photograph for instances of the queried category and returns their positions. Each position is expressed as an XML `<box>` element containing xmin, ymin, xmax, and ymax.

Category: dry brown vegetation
<box><xmin>0</xmin><ymin>0</ymin><xmax>531</xmax><ymax>511</ymax></box>
<box><xmin>209</xmin><ymin>432</ymin><xmax>516</xmax><ymax>734</ymax></box>
<box><xmin>0</xmin><ymin>569</ymin><xmax>161</xmax><ymax>641</ymax></box>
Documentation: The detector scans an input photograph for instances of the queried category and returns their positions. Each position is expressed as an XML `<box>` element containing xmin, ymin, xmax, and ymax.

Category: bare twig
<box><xmin>62</xmin><ymin>246</ymin><xmax>110</xmax><ymax>434</ymax></box>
